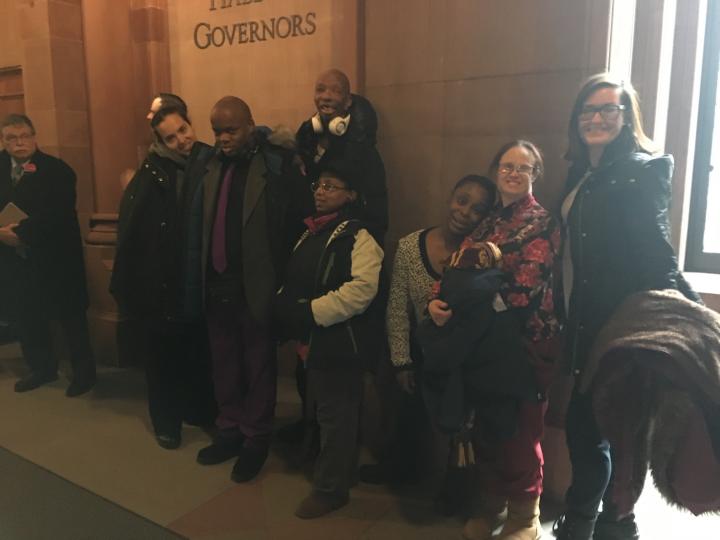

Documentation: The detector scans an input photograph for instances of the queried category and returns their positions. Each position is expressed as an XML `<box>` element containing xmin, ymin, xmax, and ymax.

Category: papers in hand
<box><xmin>0</xmin><ymin>203</ymin><xmax>28</xmax><ymax>227</ymax></box>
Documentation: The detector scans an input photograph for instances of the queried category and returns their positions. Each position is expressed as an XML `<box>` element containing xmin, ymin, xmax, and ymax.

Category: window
<box><xmin>686</xmin><ymin>0</ymin><xmax>720</xmax><ymax>273</ymax></box>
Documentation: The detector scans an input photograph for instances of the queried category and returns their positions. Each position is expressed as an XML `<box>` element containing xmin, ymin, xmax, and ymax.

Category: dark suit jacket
<box><xmin>201</xmin><ymin>131</ymin><xmax>293</xmax><ymax>326</ymax></box>
<box><xmin>0</xmin><ymin>149</ymin><xmax>87</xmax><ymax>314</ymax></box>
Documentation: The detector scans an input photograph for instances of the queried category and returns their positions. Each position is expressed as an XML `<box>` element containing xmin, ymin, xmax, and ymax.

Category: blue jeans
<box><xmin>564</xmin><ymin>387</ymin><xmax>612</xmax><ymax>520</ymax></box>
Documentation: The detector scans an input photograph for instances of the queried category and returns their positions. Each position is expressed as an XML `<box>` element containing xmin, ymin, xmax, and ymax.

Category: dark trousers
<box><xmin>145</xmin><ymin>321</ymin><xmax>217</xmax><ymax>437</ymax></box>
<box><xmin>16</xmin><ymin>302</ymin><xmax>94</xmax><ymax>381</ymax></box>
<box><xmin>307</xmin><ymin>366</ymin><xmax>363</xmax><ymax>496</ymax></box>
<box><xmin>206</xmin><ymin>297</ymin><xmax>276</xmax><ymax>449</ymax></box>
<box><xmin>295</xmin><ymin>356</ymin><xmax>309</xmax><ymax>415</ymax></box>
<box><xmin>6</xmin><ymin>250</ymin><xmax>94</xmax><ymax>380</ymax></box>
<box><xmin>381</xmin><ymin>375</ymin><xmax>428</xmax><ymax>479</ymax></box>
<box><xmin>564</xmin><ymin>387</ymin><xmax>613</xmax><ymax>520</ymax></box>
<box><xmin>375</xmin><ymin>362</ymin><xmax>436</xmax><ymax>483</ymax></box>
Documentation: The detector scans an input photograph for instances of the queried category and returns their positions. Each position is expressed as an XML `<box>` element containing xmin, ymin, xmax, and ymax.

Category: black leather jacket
<box><xmin>562</xmin><ymin>151</ymin><xmax>701</xmax><ymax>376</ymax></box>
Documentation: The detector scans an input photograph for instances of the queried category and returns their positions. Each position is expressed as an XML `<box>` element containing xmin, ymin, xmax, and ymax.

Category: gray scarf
<box><xmin>148</xmin><ymin>142</ymin><xmax>188</xmax><ymax>169</ymax></box>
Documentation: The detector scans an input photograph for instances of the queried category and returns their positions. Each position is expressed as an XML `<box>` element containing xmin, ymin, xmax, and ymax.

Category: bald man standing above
<box><xmin>295</xmin><ymin>69</ymin><xmax>388</xmax><ymax>242</ymax></box>
<box><xmin>278</xmin><ymin>69</ymin><xmax>389</xmax><ymax>446</ymax></box>
<box><xmin>196</xmin><ymin>96</ymin><xmax>296</xmax><ymax>482</ymax></box>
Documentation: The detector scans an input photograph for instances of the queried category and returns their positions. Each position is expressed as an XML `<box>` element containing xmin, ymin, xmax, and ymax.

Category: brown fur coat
<box><xmin>581</xmin><ymin>289</ymin><xmax>720</xmax><ymax>515</ymax></box>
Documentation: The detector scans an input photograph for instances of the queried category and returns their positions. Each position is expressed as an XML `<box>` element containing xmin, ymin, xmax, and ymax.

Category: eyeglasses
<box><xmin>311</xmin><ymin>181</ymin><xmax>349</xmax><ymax>193</ymax></box>
<box><xmin>498</xmin><ymin>163</ymin><xmax>536</xmax><ymax>176</ymax></box>
<box><xmin>3</xmin><ymin>133</ymin><xmax>34</xmax><ymax>144</ymax></box>
<box><xmin>579</xmin><ymin>104</ymin><xmax>625</xmax><ymax>121</ymax></box>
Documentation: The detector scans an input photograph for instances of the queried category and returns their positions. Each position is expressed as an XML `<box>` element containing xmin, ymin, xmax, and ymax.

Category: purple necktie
<box><xmin>212</xmin><ymin>163</ymin><xmax>235</xmax><ymax>274</ymax></box>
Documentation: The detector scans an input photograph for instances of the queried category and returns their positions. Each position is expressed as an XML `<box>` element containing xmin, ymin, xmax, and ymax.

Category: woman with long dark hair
<box><xmin>554</xmin><ymin>74</ymin><xmax>701</xmax><ymax>540</ymax></box>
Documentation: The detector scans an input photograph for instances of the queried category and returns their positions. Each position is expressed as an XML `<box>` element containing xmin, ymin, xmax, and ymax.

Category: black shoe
<box><xmin>594</xmin><ymin>514</ymin><xmax>639</xmax><ymax>540</ymax></box>
<box><xmin>196</xmin><ymin>435</ymin><xmax>245</xmax><ymax>465</ymax></box>
<box><xmin>231</xmin><ymin>446</ymin><xmax>268</xmax><ymax>482</ymax></box>
<box><xmin>65</xmin><ymin>375</ymin><xmax>96</xmax><ymax>397</ymax></box>
<box><xmin>156</xmin><ymin>433</ymin><xmax>181</xmax><ymax>450</ymax></box>
<box><xmin>14</xmin><ymin>372</ymin><xmax>58</xmax><ymax>393</ymax></box>
<box><xmin>276</xmin><ymin>419</ymin><xmax>305</xmax><ymax>444</ymax></box>
<box><xmin>552</xmin><ymin>513</ymin><xmax>596</xmax><ymax>540</ymax></box>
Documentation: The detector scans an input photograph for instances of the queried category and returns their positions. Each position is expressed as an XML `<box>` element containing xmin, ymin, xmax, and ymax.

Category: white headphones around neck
<box><xmin>311</xmin><ymin>113</ymin><xmax>351</xmax><ymax>137</ymax></box>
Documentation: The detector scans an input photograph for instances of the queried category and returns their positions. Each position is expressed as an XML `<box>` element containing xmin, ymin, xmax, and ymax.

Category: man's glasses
<box><xmin>311</xmin><ymin>181</ymin><xmax>349</xmax><ymax>193</ymax></box>
<box><xmin>2</xmin><ymin>133</ymin><xmax>34</xmax><ymax>144</ymax></box>
<box><xmin>579</xmin><ymin>104</ymin><xmax>626</xmax><ymax>122</ymax></box>
<box><xmin>498</xmin><ymin>163</ymin><xmax>536</xmax><ymax>176</ymax></box>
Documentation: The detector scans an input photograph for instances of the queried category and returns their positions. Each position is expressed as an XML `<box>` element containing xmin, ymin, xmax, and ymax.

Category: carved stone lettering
<box><xmin>193</xmin><ymin>11</ymin><xmax>317</xmax><ymax>49</ymax></box>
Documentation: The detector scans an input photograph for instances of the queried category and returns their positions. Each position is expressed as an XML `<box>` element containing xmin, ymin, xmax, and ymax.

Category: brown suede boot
<box><xmin>496</xmin><ymin>496</ymin><xmax>541</xmax><ymax>540</ymax></box>
<box><xmin>294</xmin><ymin>491</ymin><xmax>349</xmax><ymax>519</ymax></box>
<box><xmin>462</xmin><ymin>493</ymin><xmax>508</xmax><ymax>540</ymax></box>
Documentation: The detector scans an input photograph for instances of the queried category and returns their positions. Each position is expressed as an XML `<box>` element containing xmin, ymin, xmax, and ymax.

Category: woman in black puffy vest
<box><xmin>554</xmin><ymin>74</ymin><xmax>701</xmax><ymax>540</ymax></box>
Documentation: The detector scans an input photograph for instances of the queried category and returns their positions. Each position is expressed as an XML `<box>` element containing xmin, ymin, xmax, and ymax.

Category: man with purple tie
<box><xmin>197</xmin><ymin>96</ymin><xmax>296</xmax><ymax>482</ymax></box>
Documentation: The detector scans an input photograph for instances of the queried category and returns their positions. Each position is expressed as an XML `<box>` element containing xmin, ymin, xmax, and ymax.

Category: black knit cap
<box><xmin>319</xmin><ymin>159</ymin><xmax>360</xmax><ymax>193</ymax></box>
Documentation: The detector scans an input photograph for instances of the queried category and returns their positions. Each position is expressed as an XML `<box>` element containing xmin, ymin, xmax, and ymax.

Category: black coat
<box><xmin>562</xmin><ymin>152</ymin><xmax>701</xmax><ymax>376</ymax></box>
<box><xmin>110</xmin><ymin>142</ymin><xmax>214</xmax><ymax>324</ymax></box>
<box><xmin>416</xmin><ymin>268</ymin><xmax>540</xmax><ymax>438</ymax></box>
<box><xmin>296</xmin><ymin>95</ymin><xmax>389</xmax><ymax>244</ymax></box>
<box><xmin>0</xmin><ymin>149</ymin><xmax>87</xmax><ymax>314</ymax></box>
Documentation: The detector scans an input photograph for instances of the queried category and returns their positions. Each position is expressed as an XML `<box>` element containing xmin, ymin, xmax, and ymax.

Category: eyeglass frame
<box><xmin>497</xmin><ymin>163</ymin><xmax>538</xmax><ymax>176</ymax></box>
<box><xmin>2</xmin><ymin>132</ymin><xmax>35</xmax><ymax>145</ymax></box>
<box><xmin>578</xmin><ymin>103</ymin><xmax>626</xmax><ymax>122</ymax></box>
<box><xmin>310</xmin><ymin>180</ymin><xmax>351</xmax><ymax>193</ymax></box>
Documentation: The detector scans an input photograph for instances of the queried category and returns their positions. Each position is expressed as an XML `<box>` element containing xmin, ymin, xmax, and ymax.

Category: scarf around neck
<box><xmin>149</xmin><ymin>141</ymin><xmax>188</xmax><ymax>169</ymax></box>
<box><xmin>303</xmin><ymin>212</ymin><xmax>341</xmax><ymax>235</ymax></box>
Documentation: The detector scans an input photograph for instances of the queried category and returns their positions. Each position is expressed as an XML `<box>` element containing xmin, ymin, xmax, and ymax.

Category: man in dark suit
<box><xmin>0</xmin><ymin>114</ymin><xmax>95</xmax><ymax>396</ymax></box>
<box><xmin>195</xmin><ymin>97</ymin><xmax>297</xmax><ymax>482</ymax></box>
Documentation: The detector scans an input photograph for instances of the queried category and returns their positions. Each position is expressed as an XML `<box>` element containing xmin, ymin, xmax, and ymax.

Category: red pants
<box><xmin>484</xmin><ymin>399</ymin><xmax>547</xmax><ymax>500</ymax></box>
<box><xmin>481</xmin><ymin>360</ymin><xmax>552</xmax><ymax>501</ymax></box>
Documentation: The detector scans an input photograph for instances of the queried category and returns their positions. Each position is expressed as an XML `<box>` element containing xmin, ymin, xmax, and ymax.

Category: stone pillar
<box><xmin>17</xmin><ymin>0</ymin><xmax>95</xmax><ymax>235</ymax></box>
<box><xmin>130</xmin><ymin>0</ymin><xmax>172</xmax><ymax>161</ymax></box>
<box><xmin>81</xmin><ymin>0</ymin><xmax>172</xmax><ymax>365</ymax></box>
<box><xmin>16</xmin><ymin>0</ymin><xmax>107</xmax><ymax>364</ymax></box>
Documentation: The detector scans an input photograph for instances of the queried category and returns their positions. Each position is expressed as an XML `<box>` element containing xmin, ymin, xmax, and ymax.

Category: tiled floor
<box><xmin>1</xmin><ymin>342</ymin><xmax>719</xmax><ymax>539</ymax></box>
<box><xmin>0</xmin><ymin>447</ymin><xmax>183</xmax><ymax>540</ymax></box>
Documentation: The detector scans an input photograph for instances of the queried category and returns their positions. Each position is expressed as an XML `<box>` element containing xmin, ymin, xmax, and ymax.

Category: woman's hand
<box><xmin>396</xmin><ymin>370</ymin><xmax>416</xmax><ymax>394</ymax></box>
<box><xmin>0</xmin><ymin>224</ymin><xmax>20</xmax><ymax>247</ymax></box>
<box><xmin>428</xmin><ymin>299</ymin><xmax>453</xmax><ymax>327</ymax></box>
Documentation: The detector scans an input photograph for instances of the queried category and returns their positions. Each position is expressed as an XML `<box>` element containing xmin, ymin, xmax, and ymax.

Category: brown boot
<box><xmin>294</xmin><ymin>491</ymin><xmax>349</xmax><ymax>519</ymax></box>
<box><xmin>462</xmin><ymin>493</ymin><xmax>508</xmax><ymax>540</ymax></box>
<box><xmin>496</xmin><ymin>496</ymin><xmax>541</xmax><ymax>540</ymax></box>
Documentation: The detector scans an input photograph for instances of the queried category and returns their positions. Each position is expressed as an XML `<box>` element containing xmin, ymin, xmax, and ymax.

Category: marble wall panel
<box><xmin>48</xmin><ymin>0</ymin><xmax>84</xmax><ymax>42</ymax></box>
<box><xmin>441</xmin><ymin>0</ymin><xmax>591</xmax><ymax>80</ymax></box>
<box><xmin>364</xmin><ymin>0</ymin><xmax>447</xmax><ymax>88</ymax></box>
<box><xmin>0</xmin><ymin>1</ymin><xmax>23</xmax><ymax>67</ymax></box>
